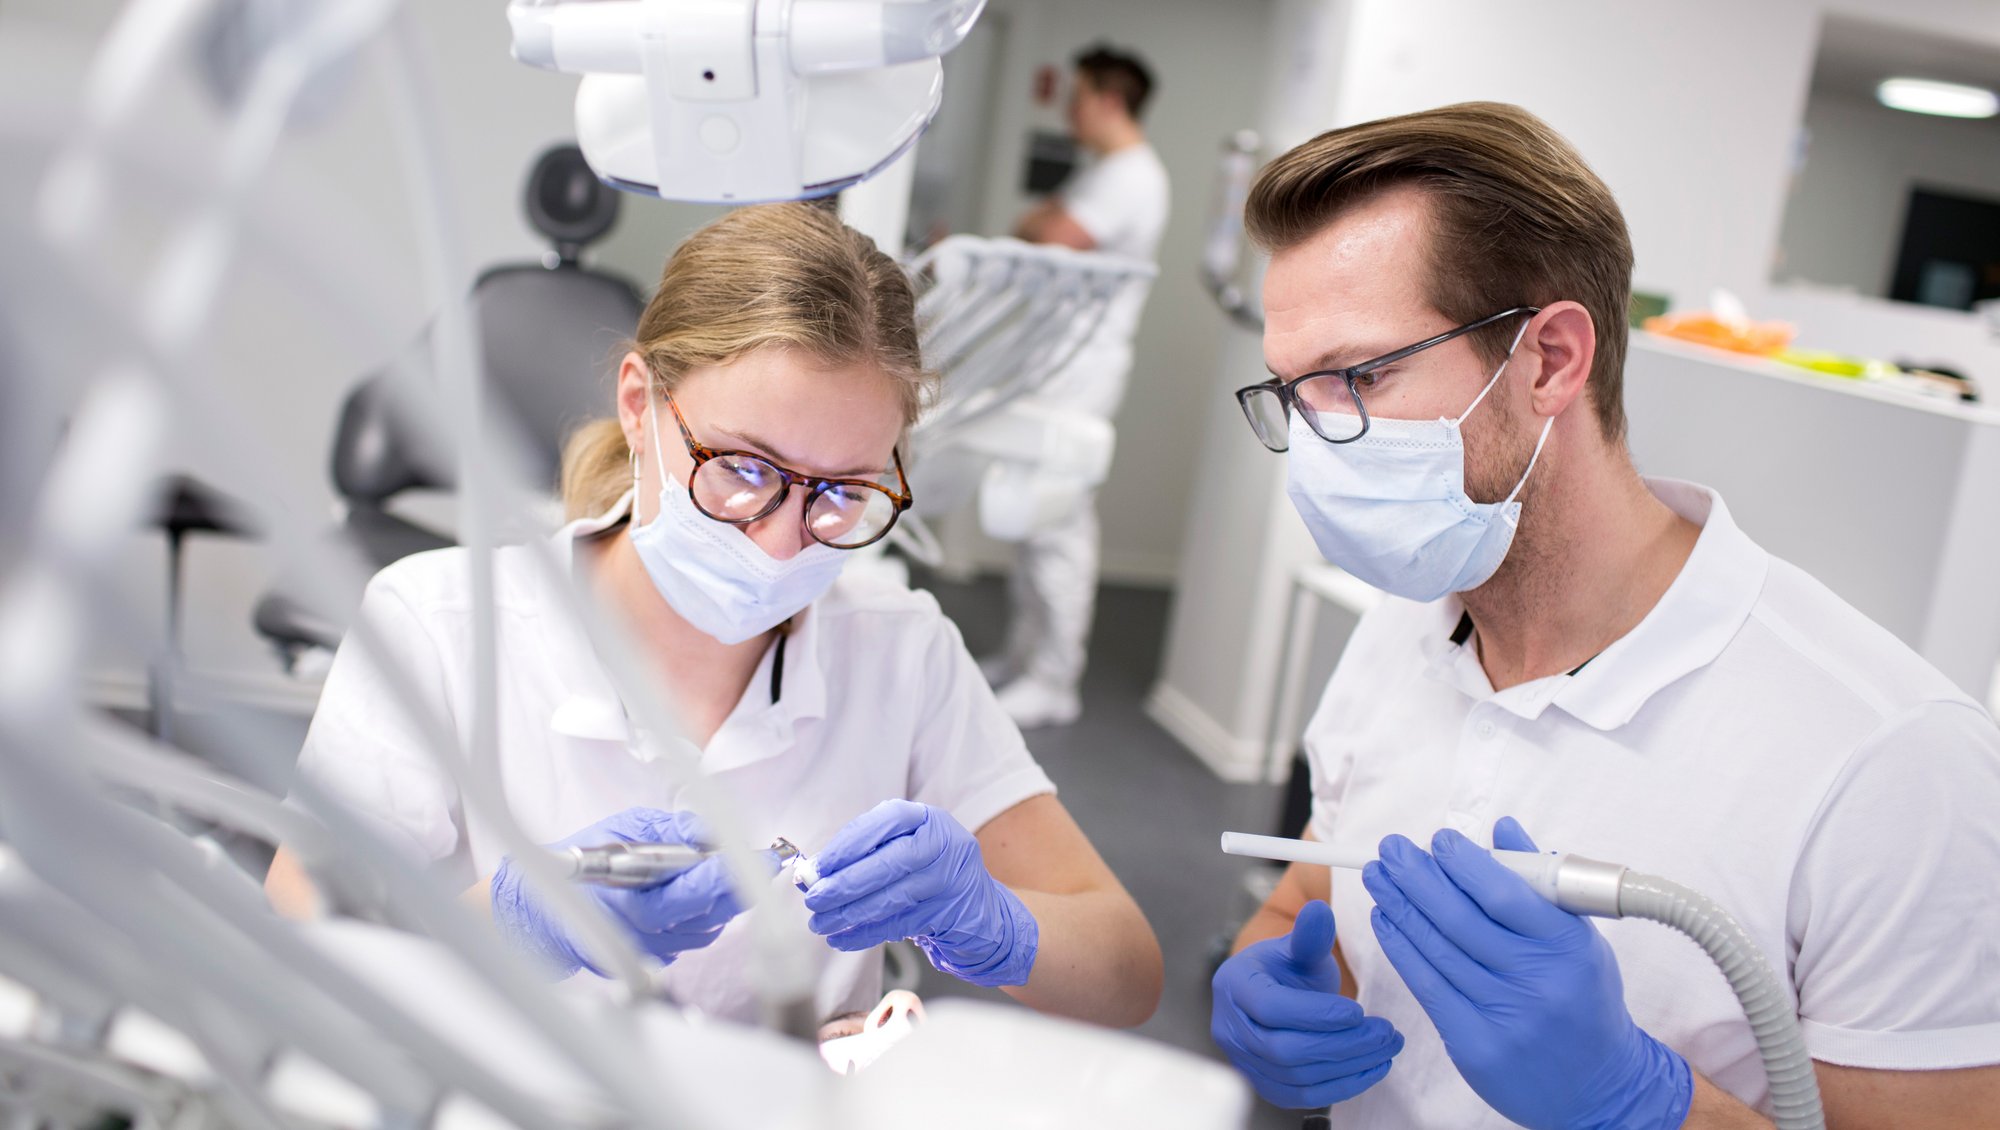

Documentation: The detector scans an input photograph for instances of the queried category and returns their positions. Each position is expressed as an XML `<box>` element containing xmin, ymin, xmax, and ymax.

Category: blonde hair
<box><xmin>559</xmin><ymin>202</ymin><xmax>932</xmax><ymax>520</ymax></box>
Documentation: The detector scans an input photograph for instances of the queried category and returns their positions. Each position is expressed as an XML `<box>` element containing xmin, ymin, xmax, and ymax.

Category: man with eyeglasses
<box><xmin>1208</xmin><ymin>102</ymin><xmax>2000</xmax><ymax>1128</ymax></box>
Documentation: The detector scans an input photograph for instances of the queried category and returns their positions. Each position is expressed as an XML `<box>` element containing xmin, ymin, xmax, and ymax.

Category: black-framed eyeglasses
<box><xmin>1234</xmin><ymin>307</ymin><xmax>1540</xmax><ymax>452</ymax></box>
<box><xmin>666</xmin><ymin>394</ymin><xmax>913</xmax><ymax>550</ymax></box>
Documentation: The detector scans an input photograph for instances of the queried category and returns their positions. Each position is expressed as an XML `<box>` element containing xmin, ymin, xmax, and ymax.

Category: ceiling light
<box><xmin>1876</xmin><ymin>77</ymin><xmax>1999</xmax><ymax>119</ymax></box>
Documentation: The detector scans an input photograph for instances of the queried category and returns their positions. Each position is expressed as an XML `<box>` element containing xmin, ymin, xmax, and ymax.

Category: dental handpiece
<box><xmin>1219</xmin><ymin>830</ymin><xmax>1627</xmax><ymax>918</ymax></box>
<box><xmin>562</xmin><ymin>837</ymin><xmax>822</xmax><ymax>890</ymax></box>
<box><xmin>560</xmin><ymin>842</ymin><xmax>710</xmax><ymax>888</ymax></box>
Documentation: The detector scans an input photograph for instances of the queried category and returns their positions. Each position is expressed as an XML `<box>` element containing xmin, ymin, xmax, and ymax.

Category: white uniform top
<box><xmin>292</xmin><ymin>492</ymin><xmax>1056</xmax><ymax>1023</ymax></box>
<box><xmin>1044</xmin><ymin>141</ymin><xmax>1171</xmax><ymax>417</ymax></box>
<box><xmin>1060</xmin><ymin>141</ymin><xmax>1171</xmax><ymax>266</ymax></box>
<box><xmin>1304</xmin><ymin>479</ymin><xmax>2000</xmax><ymax>1126</ymax></box>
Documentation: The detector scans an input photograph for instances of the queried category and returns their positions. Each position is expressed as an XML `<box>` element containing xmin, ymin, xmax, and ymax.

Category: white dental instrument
<box><xmin>1219</xmin><ymin>830</ymin><xmax>1626</xmax><ymax>917</ymax></box>
<box><xmin>560</xmin><ymin>842</ymin><xmax>711</xmax><ymax>888</ymax></box>
<box><xmin>563</xmin><ymin>837</ymin><xmax>817</xmax><ymax>890</ymax></box>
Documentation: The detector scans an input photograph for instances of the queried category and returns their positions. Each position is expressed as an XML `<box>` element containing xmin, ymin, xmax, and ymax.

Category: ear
<box><xmin>1521</xmin><ymin>302</ymin><xmax>1595</xmax><ymax>422</ymax></box>
<box><xmin>615</xmin><ymin>352</ymin><xmax>652</xmax><ymax>454</ymax></box>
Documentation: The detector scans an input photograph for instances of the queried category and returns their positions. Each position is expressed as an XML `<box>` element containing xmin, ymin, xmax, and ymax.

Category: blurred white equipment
<box><xmin>846</xmin><ymin>1000</ymin><xmax>1249</xmax><ymax>1130</ymax></box>
<box><xmin>1200</xmin><ymin>129</ymin><xmax>1264</xmax><ymax>332</ymax></box>
<box><xmin>508</xmin><ymin>0</ymin><xmax>985</xmax><ymax>202</ymax></box>
<box><xmin>817</xmin><ymin>990</ymin><xmax>925</xmax><ymax>1075</ymax></box>
<box><xmin>885</xmin><ymin>236</ymin><xmax>1157</xmax><ymax>565</ymax></box>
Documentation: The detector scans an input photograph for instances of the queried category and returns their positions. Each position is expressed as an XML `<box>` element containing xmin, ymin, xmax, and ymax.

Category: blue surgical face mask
<box><xmin>627</xmin><ymin>398</ymin><xmax>847</xmax><ymax>645</ymax></box>
<box><xmin>1283</xmin><ymin>324</ymin><xmax>1552</xmax><ymax>602</ymax></box>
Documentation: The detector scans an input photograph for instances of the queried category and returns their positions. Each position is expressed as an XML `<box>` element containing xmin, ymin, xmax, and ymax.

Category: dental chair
<box><xmin>252</xmin><ymin>144</ymin><xmax>643</xmax><ymax>671</ymax></box>
<box><xmin>872</xmin><ymin>236</ymin><xmax>1156</xmax><ymax>577</ymax></box>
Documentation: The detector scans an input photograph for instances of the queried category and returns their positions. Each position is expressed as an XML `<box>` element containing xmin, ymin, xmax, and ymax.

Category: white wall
<box><xmin>1777</xmin><ymin>91</ymin><xmax>2000</xmax><ymax>299</ymax></box>
<box><xmin>1146</xmin><ymin>0</ymin><xmax>1361</xmax><ymax>779</ymax></box>
<box><xmin>0</xmin><ymin>1</ymin><xmax>724</xmax><ymax>710</ymax></box>
<box><xmin>938</xmin><ymin>0</ymin><xmax>1279</xmax><ymax>586</ymax></box>
<box><xmin>1334</xmin><ymin>2</ymin><xmax>1822</xmax><ymax>307</ymax></box>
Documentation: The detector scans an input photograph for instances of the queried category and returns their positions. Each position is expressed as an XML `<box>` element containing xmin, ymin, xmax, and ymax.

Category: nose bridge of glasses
<box><xmin>740</xmin><ymin>486</ymin><xmax>811</xmax><ymax>557</ymax></box>
<box><xmin>760</xmin><ymin>472</ymin><xmax>859</xmax><ymax>534</ymax></box>
<box><xmin>1298</xmin><ymin>374</ymin><xmax>1367</xmax><ymax>443</ymax></box>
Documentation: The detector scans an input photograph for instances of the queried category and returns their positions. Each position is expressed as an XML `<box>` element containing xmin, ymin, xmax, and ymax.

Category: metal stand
<box><xmin>147</xmin><ymin>475</ymin><xmax>254</xmax><ymax>745</ymax></box>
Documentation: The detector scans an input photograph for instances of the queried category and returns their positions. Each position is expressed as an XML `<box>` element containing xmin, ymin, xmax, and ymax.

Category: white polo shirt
<box><xmin>1061</xmin><ymin>141</ymin><xmax>1170</xmax><ymax>267</ymax></box>
<box><xmin>292</xmin><ymin>493</ymin><xmax>1055</xmax><ymax>1023</ymax></box>
<box><xmin>1040</xmin><ymin>142</ymin><xmax>1170</xmax><ymax>418</ymax></box>
<box><xmin>1304</xmin><ymin>479</ymin><xmax>2000</xmax><ymax>1125</ymax></box>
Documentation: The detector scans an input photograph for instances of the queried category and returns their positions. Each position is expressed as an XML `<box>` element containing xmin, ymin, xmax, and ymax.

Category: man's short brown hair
<box><xmin>1074</xmin><ymin>45</ymin><xmax>1155</xmax><ymax>121</ymax></box>
<box><xmin>1245</xmin><ymin>102</ymin><xmax>1634</xmax><ymax>444</ymax></box>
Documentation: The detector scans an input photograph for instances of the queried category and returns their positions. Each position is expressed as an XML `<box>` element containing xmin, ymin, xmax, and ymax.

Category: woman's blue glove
<box><xmin>1210</xmin><ymin>899</ymin><xmax>1405</xmax><ymax>1109</ymax></box>
<box><xmin>491</xmin><ymin>807</ymin><xmax>753</xmax><ymax>978</ymax></box>
<box><xmin>1362</xmin><ymin>818</ymin><xmax>1693</xmax><ymax>1130</ymax></box>
<box><xmin>802</xmin><ymin>800</ymin><xmax>1038</xmax><ymax>988</ymax></box>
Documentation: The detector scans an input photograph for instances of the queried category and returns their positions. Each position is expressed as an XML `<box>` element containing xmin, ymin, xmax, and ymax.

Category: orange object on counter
<box><xmin>1641</xmin><ymin>312</ymin><xmax>1795</xmax><ymax>356</ymax></box>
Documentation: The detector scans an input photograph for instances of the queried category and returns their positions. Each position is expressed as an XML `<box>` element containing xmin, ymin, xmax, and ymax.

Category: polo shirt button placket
<box><xmin>1448</xmin><ymin>707</ymin><xmax>1505</xmax><ymax>835</ymax></box>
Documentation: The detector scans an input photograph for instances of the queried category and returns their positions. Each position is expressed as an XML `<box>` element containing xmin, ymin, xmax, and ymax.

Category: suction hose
<box><xmin>1617</xmin><ymin>873</ymin><xmax>1825</xmax><ymax>1130</ymax></box>
<box><xmin>1218</xmin><ymin>833</ymin><xmax>1828</xmax><ymax>1128</ymax></box>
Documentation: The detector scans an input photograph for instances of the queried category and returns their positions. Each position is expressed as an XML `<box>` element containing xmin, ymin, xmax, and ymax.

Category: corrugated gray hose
<box><xmin>1618</xmin><ymin>873</ymin><xmax>1826</xmax><ymax>1130</ymax></box>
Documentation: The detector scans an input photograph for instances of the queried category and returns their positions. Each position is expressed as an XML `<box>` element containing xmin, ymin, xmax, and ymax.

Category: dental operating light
<box><xmin>1875</xmin><ymin>77</ymin><xmax>1999</xmax><ymax>119</ymax></box>
<box><xmin>508</xmin><ymin>0</ymin><xmax>985</xmax><ymax>203</ymax></box>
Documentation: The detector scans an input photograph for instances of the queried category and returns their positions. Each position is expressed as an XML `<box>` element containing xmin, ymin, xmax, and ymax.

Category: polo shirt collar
<box><xmin>1417</xmin><ymin>479</ymin><xmax>1767</xmax><ymax>731</ymax></box>
<box><xmin>1552</xmin><ymin>479</ymin><xmax>1767</xmax><ymax>730</ymax></box>
<box><xmin>1419</xmin><ymin>596</ymin><xmax>1503</xmax><ymax>704</ymax></box>
<box><xmin>540</xmin><ymin>491</ymin><xmax>831</xmax><ymax>763</ymax></box>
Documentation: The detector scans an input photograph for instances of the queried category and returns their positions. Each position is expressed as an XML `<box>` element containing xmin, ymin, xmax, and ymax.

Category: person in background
<box><xmin>993</xmin><ymin>43</ymin><xmax>1170</xmax><ymax>728</ymax></box>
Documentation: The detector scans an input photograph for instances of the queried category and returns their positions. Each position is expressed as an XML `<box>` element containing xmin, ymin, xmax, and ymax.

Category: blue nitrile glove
<box><xmin>1210</xmin><ymin>899</ymin><xmax>1405</xmax><ymax>1109</ymax></box>
<box><xmin>1361</xmin><ymin>818</ymin><xmax>1693</xmax><ymax>1130</ymax></box>
<box><xmin>492</xmin><ymin>807</ymin><xmax>763</xmax><ymax>978</ymax></box>
<box><xmin>802</xmin><ymin>800</ymin><xmax>1038</xmax><ymax>988</ymax></box>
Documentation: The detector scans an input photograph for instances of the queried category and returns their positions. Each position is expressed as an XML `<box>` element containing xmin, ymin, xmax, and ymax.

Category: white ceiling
<box><xmin>1812</xmin><ymin>14</ymin><xmax>2000</xmax><ymax>107</ymax></box>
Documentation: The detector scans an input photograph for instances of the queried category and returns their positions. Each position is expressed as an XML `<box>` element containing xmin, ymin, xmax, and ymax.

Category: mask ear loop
<box><xmin>1453</xmin><ymin>317</ymin><xmax>1537</xmax><ymax>427</ymax></box>
<box><xmin>1454</xmin><ymin>316</ymin><xmax>1554</xmax><ymax>520</ymax></box>
<box><xmin>1503</xmin><ymin>415</ymin><xmax>1557</xmax><ymax>511</ymax></box>
<box><xmin>646</xmin><ymin>389</ymin><xmax>675</xmax><ymax>491</ymax></box>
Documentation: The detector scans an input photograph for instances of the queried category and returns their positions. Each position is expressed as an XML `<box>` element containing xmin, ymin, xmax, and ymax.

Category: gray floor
<box><xmin>912</xmin><ymin>572</ymin><xmax>1304</xmax><ymax>1130</ymax></box>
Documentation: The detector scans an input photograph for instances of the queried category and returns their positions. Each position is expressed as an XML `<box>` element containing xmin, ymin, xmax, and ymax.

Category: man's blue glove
<box><xmin>492</xmin><ymin>807</ymin><xmax>755</xmax><ymax>978</ymax></box>
<box><xmin>1361</xmin><ymin>818</ymin><xmax>1693</xmax><ymax>1130</ymax></box>
<box><xmin>1210</xmin><ymin>899</ymin><xmax>1405</xmax><ymax>1109</ymax></box>
<box><xmin>802</xmin><ymin>800</ymin><xmax>1038</xmax><ymax>988</ymax></box>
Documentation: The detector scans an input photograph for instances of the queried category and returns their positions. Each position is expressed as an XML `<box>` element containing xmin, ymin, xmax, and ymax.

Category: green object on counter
<box><xmin>1629</xmin><ymin>292</ymin><xmax>1670</xmax><ymax>328</ymax></box>
<box><xmin>1774</xmin><ymin>349</ymin><xmax>1874</xmax><ymax>379</ymax></box>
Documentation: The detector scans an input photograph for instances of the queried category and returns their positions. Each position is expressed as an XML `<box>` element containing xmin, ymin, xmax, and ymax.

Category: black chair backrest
<box><xmin>475</xmin><ymin>264</ymin><xmax>643</xmax><ymax>487</ymax></box>
<box><xmin>330</xmin><ymin>373</ymin><xmax>448</xmax><ymax>506</ymax></box>
<box><xmin>327</xmin><ymin>143</ymin><xmax>643</xmax><ymax>507</ymax></box>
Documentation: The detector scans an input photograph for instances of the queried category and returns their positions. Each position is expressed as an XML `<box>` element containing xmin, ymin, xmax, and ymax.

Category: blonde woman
<box><xmin>265</xmin><ymin>204</ymin><xmax>1163</xmax><ymax>1027</ymax></box>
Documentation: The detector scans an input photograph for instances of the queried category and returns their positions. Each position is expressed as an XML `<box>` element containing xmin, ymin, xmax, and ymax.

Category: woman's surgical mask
<box><xmin>627</xmin><ymin>398</ymin><xmax>847</xmax><ymax>644</ymax></box>
<box><xmin>1284</xmin><ymin>324</ymin><xmax>1553</xmax><ymax>602</ymax></box>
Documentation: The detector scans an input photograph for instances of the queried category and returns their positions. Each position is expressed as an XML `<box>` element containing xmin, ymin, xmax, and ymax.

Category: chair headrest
<box><xmin>527</xmin><ymin>143</ymin><xmax>620</xmax><ymax>262</ymax></box>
